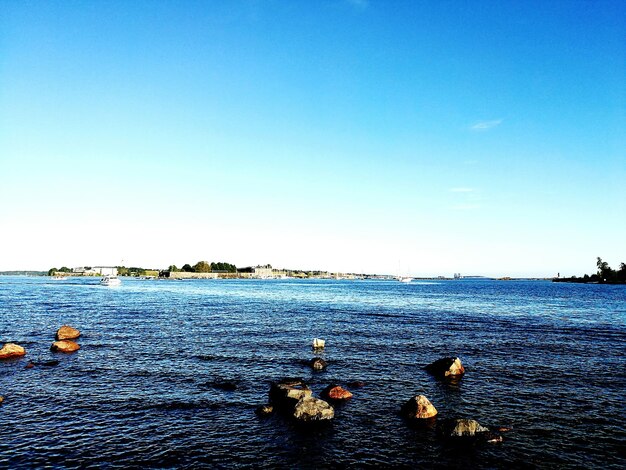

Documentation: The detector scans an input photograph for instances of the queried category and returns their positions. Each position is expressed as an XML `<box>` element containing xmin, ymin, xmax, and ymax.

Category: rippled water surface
<box><xmin>1</xmin><ymin>277</ymin><xmax>625</xmax><ymax>468</ymax></box>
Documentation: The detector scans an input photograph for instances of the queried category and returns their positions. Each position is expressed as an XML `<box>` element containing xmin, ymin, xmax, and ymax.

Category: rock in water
<box><xmin>50</xmin><ymin>340</ymin><xmax>80</xmax><ymax>353</ymax></box>
<box><xmin>322</xmin><ymin>385</ymin><xmax>353</xmax><ymax>401</ymax></box>
<box><xmin>424</xmin><ymin>357</ymin><xmax>465</xmax><ymax>378</ymax></box>
<box><xmin>293</xmin><ymin>397</ymin><xmax>334</xmax><ymax>422</ymax></box>
<box><xmin>440</xmin><ymin>419</ymin><xmax>490</xmax><ymax>437</ymax></box>
<box><xmin>312</xmin><ymin>338</ymin><xmax>325</xmax><ymax>349</ymax></box>
<box><xmin>269</xmin><ymin>378</ymin><xmax>313</xmax><ymax>408</ymax></box>
<box><xmin>401</xmin><ymin>395</ymin><xmax>438</xmax><ymax>419</ymax></box>
<box><xmin>309</xmin><ymin>358</ymin><xmax>328</xmax><ymax>371</ymax></box>
<box><xmin>56</xmin><ymin>325</ymin><xmax>80</xmax><ymax>341</ymax></box>
<box><xmin>0</xmin><ymin>343</ymin><xmax>26</xmax><ymax>360</ymax></box>
<box><xmin>0</xmin><ymin>396</ymin><xmax>4</xmax><ymax>405</ymax></box>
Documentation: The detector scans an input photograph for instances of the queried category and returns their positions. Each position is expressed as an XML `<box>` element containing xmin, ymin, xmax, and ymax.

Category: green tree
<box><xmin>596</xmin><ymin>257</ymin><xmax>610</xmax><ymax>278</ymax></box>
<box><xmin>168</xmin><ymin>265</ymin><xmax>179</xmax><ymax>272</ymax></box>
<box><xmin>48</xmin><ymin>268</ymin><xmax>57</xmax><ymax>276</ymax></box>
<box><xmin>193</xmin><ymin>261</ymin><xmax>211</xmax><ymax>273</ymax></box>
<box><xmin>182</xmin><ymin>264</ymin><xmax>194</xmax><ymax>272</ymax></box>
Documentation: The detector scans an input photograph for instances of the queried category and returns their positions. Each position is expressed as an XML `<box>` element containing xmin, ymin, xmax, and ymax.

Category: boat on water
<box><xmin>100</xmin><ymin>276</ymin><xmax>121</xmax><ymax>287</ymax></box>
<box><xmin>398</xmin><ymin>276</ymin><xmax>412</xmax><ymax>283</ymax></box>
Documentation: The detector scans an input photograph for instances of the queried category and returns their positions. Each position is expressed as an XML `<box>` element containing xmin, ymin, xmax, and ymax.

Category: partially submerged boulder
<box><xmin>438</xmin><ymin>419</ymin><xmax>506</xmax><ymax>443</ymax></box>
<box><xmin>312</xmin><ymin>338</ymin><xmax>325</xmax><ymax>350</ymax></box>
<box><xmin>425</xmin><ymin>357</ymin><xmax>465</xmax><ymax>378</ymax></box>
<box><xmin>0</xmin><ymin>343</ymin><xmax>26</xmax><ymax>360</ymax></box>
<box><xmin>0</xmin><ymin>396</ymin><xmax>4</xmax><ymax>405</ymax></box>
<box><xmin>309</xmin><ymin>358</ymin><xmax>328</xmax><ymax>371</ymax></box>
<box><xmin>55</xmin><ymin>325</ymin><xmax>80</xmax><ymax>341</ymax></box>
<box><xmin>269</xmin><ymin>378</ymin><xmax>312</xmax><ymax>408</ymax></box>
<box><xmin>439</xmin><ymin>418</ymin><xmax>489</xmax><ymax>437</ymax></box>
<box><xmin>50</xmin><ymin>340</ymin><xmax>80</xmax><ymax>353</ymax></box>
<box><xmin>401</xmin><ymin>394</ymin><xmax>438</xmax><ymax>420</ymax></box>
<box><xmin>293</xmin><ymin>397</ymin><xmax>334</xmax><ymax>422</ymax></box>
<box><xmin>322</xmin><ymin>385</ymin><xmax>353</xmax><ymax>401</ymax></box>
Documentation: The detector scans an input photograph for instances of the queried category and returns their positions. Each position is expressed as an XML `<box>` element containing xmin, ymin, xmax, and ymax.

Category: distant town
<box><xmin>0</xmin><ymin>261</ymin><xmax>555</xmax><ymax>281</ymax></box>
<box><xmin>41</xmin><ymin>263</ymin><xmax>464</xmax><ymax>280</ymax></box>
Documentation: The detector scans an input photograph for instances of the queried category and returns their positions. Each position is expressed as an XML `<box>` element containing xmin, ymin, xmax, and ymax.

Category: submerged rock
<box><xmin>55</xmin><ymin>325</ymin><xmax>81</xmax><ymax>341</ymax></box>
<box><xmin>347</xmin><ymin>380</ymin><xmax>365</xmax><ymax>388</ymax></box>
<box><xmin>439</xmin><ymin>418</ymin><xmax>490</xmax><ymax>438</ymax></box>
<box><xmin>0</xmin><ymin>343</ymin><xmax>26</xmax><ymax>360</ymax></box>
<box><xmin>293</xmin><ymin>397</ymin><xmax>334</xmax><ymax>422</ymax></box>
<box><xmin>269</xmin><ymin>378</ymin><xmax>312</xmax><ymax>408</ymax></box>
<box><xmin>255</xmin><ymin>404</ymin><xmax>274</xmax><ymax>417</ymax></box>
<box><xmin>401</xmin><ymin>395</ymin><xmax>438</xmax><ymax>420</ymax></box>
<box><xmin>50</xmin><ymin>340</ymin><xmax>80</xmax><ymax>353</ymax></box>
<box><xmin>309</xmin><ymin>358</ymin><xmax>328</xmax><ymax>371</ymax></box>
<box><xmin>322</xmin><ymin>385</ymin><xmax>353</xmax><ymax>401</ymax></box>
<box><xmin>425</xmin><ymin>357</ymin><xmax>465</xmax><ymax>378</ymax></box>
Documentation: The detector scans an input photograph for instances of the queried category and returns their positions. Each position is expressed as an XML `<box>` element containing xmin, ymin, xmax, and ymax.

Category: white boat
<box><xmin>399</xmin><ymin>276</ymin><xmax>412</xmax><ymax>283</ymax></box>
<box><xmin>100</xmin><ymin>276</ymin><xmax>121</xmax><ymax>287</ymax></box>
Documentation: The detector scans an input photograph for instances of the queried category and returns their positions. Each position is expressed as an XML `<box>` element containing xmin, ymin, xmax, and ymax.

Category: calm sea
<box><xmin>1</xmin><ymin>276</ymin><xmax>624</xmax><ymax>468</ymax></box>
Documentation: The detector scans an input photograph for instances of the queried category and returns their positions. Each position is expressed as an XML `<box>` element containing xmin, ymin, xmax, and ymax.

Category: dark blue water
<box><xmin>1</xmin><ymin>277</ymin><xmax>624</xmax><ymax>468</ymax></box>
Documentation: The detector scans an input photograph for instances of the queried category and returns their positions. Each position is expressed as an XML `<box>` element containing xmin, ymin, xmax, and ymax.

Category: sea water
<box><xmin>0</xmin><ymin>276</ymin><xmax>624</xmax><ymax>468</ymax></box>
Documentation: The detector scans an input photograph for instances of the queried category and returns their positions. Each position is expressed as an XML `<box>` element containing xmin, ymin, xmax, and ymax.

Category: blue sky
<box><xmin>1</xmin><ymin>0</ymin><xmax>624</xmax><ymax>276</ymax></box>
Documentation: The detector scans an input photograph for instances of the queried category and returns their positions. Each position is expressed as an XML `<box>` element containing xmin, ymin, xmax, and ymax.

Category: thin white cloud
<box><xmin>470</xmin><ymin>119</ymin><xmax>502</xmax><ymax>131</ymax></box>
<box><xmin>450</xmin><ymin>187</ymin><xmax>474</xmax><ymax>193</ymax></box>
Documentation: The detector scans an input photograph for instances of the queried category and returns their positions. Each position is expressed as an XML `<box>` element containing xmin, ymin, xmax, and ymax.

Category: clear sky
<box><xmin>1</xmin><ymin>0</ymin><xmax>624</xmax><ymax>277</ymax></box>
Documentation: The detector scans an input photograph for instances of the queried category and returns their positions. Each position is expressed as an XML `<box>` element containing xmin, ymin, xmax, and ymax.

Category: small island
<box><xmin>553</xmin><ymin>257</ymin><xmax>626</xmax><ymax>284</ymax></box>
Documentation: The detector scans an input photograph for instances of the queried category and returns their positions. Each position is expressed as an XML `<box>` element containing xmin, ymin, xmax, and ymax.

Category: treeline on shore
<box><xmin>167</xmin><ymin>261</ymin><xmax>238</xmax><ymax>273</ymax></box>
<box><xmin>553</xmin><ymin>257</ymin><xmax>626</xmax><ymax>284</ymax></box>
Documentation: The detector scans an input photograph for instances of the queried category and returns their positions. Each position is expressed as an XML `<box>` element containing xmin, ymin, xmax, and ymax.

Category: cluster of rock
<box><xmin>258</xmin><ymin>342</ymin><xmax>508</xmax><ymax>443</ymax></box>
<box><xmin>0</xmin><ymin>325</ymin><xmax>81</xmax><ymax>406</ymax></box>
<box><xmin>257</xmin><ymin>378</ymin><xmax>353</xmax><ymax>422</ymax></box>
<box><xmin>400</xmin><ymin>356</ymin><xmax>509</xmax><ymax>443</ymax></box>
<box><xmin>51</xmin><ymin>325</ymin><xmax>81</xmax><ymax>352</ymax></box>
<box><xmin>0</xmin><ymin>325</ymin><xmax>81</xmax><ymax>363</ymax></box>
<box><xmin>256</xmin><ymin>339</ymin><xmax>354</xmax><ymax>423</ymax></box>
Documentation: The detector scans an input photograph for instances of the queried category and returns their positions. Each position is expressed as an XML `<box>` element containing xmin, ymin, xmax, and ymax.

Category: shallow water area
<box><xmin>1</xmin><ymin>276</ymin><xmax>625</xmax><ymax>468</ymax></box>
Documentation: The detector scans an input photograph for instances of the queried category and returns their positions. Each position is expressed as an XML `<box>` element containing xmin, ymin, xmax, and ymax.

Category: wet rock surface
<box><xmin>293</xmin><ymin>397</ymin><xmax>335</xmax><ymax>422</ymax></box>
<box><xmin>269</xmin><ymin>378</ymin><xmax>313</xmax><ymax>408</ymax></box>
<box><xmin>401</xmin><ymin>394</ymin><xmax>438</xmax><ymax>419</ymax></box>
<box><xmin>0</xmin><ymin>343</ymin><xmax>26</xmax><ymax>360</ymax></box>
<box><xmin>321</xmin><ymin>385</ymin><xmax>353</xmax><ymax>401</ymax></box>
<box><xmin>424</xmin><ymin>357</ymin><xmax>465</xmax><ymax>378</ymax></box>
<box><xmin>55</xmin><ymin>325</ymin><xmax>81</xmax><ymax>341</ymax></box>
<box><xmin>309</xmin><ymin>358</ymin><xmax>328</xmax><ymax>371</ymax></box>
<box><xmin>50</xmin><ymin>340</ymin><xmax>81</xmax><ymax>353</ymax></box>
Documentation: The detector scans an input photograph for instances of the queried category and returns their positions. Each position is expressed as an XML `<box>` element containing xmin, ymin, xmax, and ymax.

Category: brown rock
<box><xmin>293</xmin><ymin>397</ymin><xmax>334</xmax><ymax>422</ymax></box>
<box><xmin>322</xmin><ymin>385</ymin><xmax>353</xmax><ymax>401</ymax></box>
<box><xmin>401</xmin><ymin>394</ymin><xmax>438</xmax><ymax>419</ymax></box>
<box><xmin>0</xmin><ymin>343</ymin><xmax>26</xmax><ymax>360</ymax></box>
<box><xmin>51</xmin><ymin>340</ymin><xmax>80</xmax><ymax>353</ymax></box>
<box><xmin>0</xmin><ymin>396</ymin><xmax>4</xmax><ymax>405</ymax></box>
<box><xmin>56</xmin><ymin>325</ymin><xmax>80</xmax><ymax>341</ymax></box>
<box><xmin>424</xmin><ymin>357</ymin><xmax>465</xmax><ymax>378</ymax></box>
